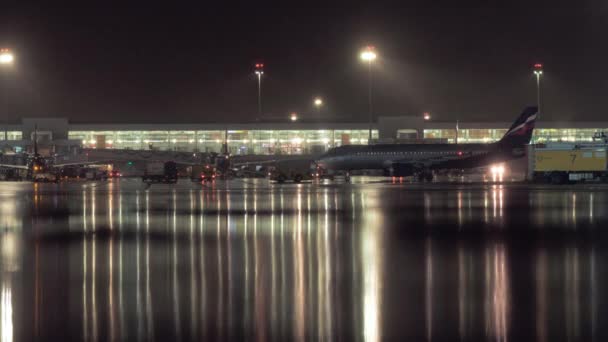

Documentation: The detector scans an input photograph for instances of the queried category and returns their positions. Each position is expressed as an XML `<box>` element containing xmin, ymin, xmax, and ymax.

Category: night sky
<box><xmin>0</xmin><ymin>2</ymin><xmax>605</xmax><ymax>124</ymax></box>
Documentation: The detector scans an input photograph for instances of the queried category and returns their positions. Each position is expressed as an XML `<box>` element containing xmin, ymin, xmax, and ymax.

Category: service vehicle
<box><xmin>142</xmin><ymin>161</ymin><xmax>178</xmax><ymax>184</ymax></box>
<box><xmin>82</xmin><ymin>168</ymin><xmax>108</xmax><ymax>181</ymax></box>
<box><xmin>268</xmin><ymin>159</ymin><xmax>314</xmax><ymax>183</ymax></box>
<box><xmin>190</xmin><ymin>164</ymin><xmax>216</xmax><ymax>182</ymax></box>
<box><xmin>33</xmin><ymin>172</ymin><xmax>58</xmax><ymax>183</ymax></box>
<box><xmin>531</xmin><ymin>143</ymin><xmax>608</xmax><ymax>184</ymax></box>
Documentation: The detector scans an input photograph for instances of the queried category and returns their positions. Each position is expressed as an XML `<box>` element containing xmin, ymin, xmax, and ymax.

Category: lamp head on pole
<box><xmin>360</xmin><ymin>46</ymin><xmax>377</xmax><ymax>62</ymax></box>
<box><xmin>254</xmin><ymin>62</ymin><xmax>264</xmax><ymax>76</ymax></box>
<box><xmin>533</xmin><ymin>63</ymin><xmax>543</xmax><ymax>76</ymax></box>
<box><xmin>0</xmin><ymin>49</ymin><xmax>14</xmax><ymax>65</ymax></box>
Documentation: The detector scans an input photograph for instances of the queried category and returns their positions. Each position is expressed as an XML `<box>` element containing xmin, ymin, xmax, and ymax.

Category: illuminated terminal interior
<box><xmin>67</xmin><ymin>128</ymin><xmax>608</xmax><ymax>154</ymax></box>
<box><xmin>0</xmin><ymin>132</ymin><xmax>23</xmax><ymax>141</ymax></box>
<box><xmin>68</xmin><ymin>129</ymin><xmax>379</xmax><ymax>154</ymax></box>
<box><xmin>424</xmin><ymin>128</ymin><xmax>608</xmax><ymax>144</ymax></box>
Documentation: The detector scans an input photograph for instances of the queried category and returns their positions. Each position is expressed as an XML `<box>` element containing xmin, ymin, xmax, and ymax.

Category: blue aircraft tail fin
<box><xmin>498</xmin><ymin>106</ymin><xmax>538</xmax><ymax>146</ymax></box>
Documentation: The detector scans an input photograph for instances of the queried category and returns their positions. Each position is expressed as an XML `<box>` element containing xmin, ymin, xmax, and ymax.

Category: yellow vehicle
<box><xmin>532</xmin><ymin>143</ymin><xmax>608</xmax><ymax>183</ymax></box>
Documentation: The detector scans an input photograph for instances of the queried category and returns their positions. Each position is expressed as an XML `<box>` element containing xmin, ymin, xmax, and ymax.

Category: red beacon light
<box><xmin>254</xmin><ymin>62</ymin><xmax>264</xmax><ymax>75</ymax></box>
<box><xmin>457</xmin><ymin>151</ymin><xmax>463</xmax><ymax>156</ymax></box>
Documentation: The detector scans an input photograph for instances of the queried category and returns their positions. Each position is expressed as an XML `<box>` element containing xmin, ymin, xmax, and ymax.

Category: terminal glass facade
<box><xmin>67</xmin><ymin>127</ymin><xmax>608</xmax><ymax>154</ymax></box>
<box><xmin>69</xmin><ymin>129</ymin><xmax>378</xmax><ymax>154</ymax></box>
<box><xmin>532</xmin><ymin>128</ymin><xmax>608</xmax><ymax>143</ymax></box>
<box><xmin>424</xmin><ymin>128</ymin><xmax>608</xmax><ymax>144</ymax></box>
<box><xmin>423</xmin><ymin>129</ymin><xmax>508</xmax><ymax>143</ymax></box>
<box><xmin>0</xmin><ymin>131</ymin><xmax>23</xmax><ymax>141</ymax></box>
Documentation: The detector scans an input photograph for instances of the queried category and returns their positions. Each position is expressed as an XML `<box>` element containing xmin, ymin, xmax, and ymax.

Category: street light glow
<box><xmin>533</xmin><ymin>63</ymin><xmax>543</xmax><ymax>115</ymax></box>
<box><xmin>360</xmin><ymin>46</ymin><xmax>377</xmax><ymax>62</ymax></box>
<box><xmin>290</xmin><ymin>112</ymin><xmax>298</xmax><ymax>122</ymax></box>
<box><xmin>360</xmin><ymin>45</ymin><xmax>377</xmax><ymax>142</ymax></box>
<box><xmin>254</xmin><ymin>62</ymin><xmax>264</xmax><ymax>75</ymax></box>
<box><xmin>314</xmin><ymin>97</ymin><xmax>323</xmax><ymax>106</ymax></box>
<box><xmin>254</xmin><ymin>61</ymin><xmax>264</xmax><ymax>117</ymax></box>
<box><xmin>0</xmin><ymin>49</ymin><xmax>14</xmax><ymax>65</ymax></box>
<box><xmin>423</xmin><ymin>112</ymin><xmax>431</xmax><ymax>120</ymax></box>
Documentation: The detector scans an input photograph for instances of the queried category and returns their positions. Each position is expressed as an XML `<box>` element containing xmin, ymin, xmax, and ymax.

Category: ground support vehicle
<box><xmin>531</xmin><ymin>143</ymin><xmax>608</xmax><ymax>184</ymax></box>
<box><xmin>142</xmin><ymin>161</ymin><xmax>178</xmax><ymax>184</ymax></box>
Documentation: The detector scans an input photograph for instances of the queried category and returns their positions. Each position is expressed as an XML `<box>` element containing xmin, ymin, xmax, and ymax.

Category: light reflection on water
<box><xmin>0</xmin><ymin>181</ymin><xmax>606</xmax><ymax>340</ymax></box>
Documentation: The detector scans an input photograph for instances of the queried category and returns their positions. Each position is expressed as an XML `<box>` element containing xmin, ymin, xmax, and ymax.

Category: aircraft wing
<box><xmin>51</xmin><ymin>160</ymin><xmax>113</xmax><ymax>168</ymax></box>
<box><xmin>173</xmin><ymin>161</ymin><xmax>200</xmax><ymax>166</ymax></box>
<box><xmin>232</xmin><ymin>159</ymin><xmax>280</xmax><ymax>167</ymax></box>
<box><xmin>0</xmin><ymin>164</ymin><xmax>29</xmax><ymax>170</ymax></box>
<box><xmin>233</xmin><ymin>157</ymin><xmax>316</xmax><ymax>168</ymax></box>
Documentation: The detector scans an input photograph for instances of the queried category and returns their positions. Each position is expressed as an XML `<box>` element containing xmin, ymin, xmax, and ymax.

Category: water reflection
<box><xmin>0</xmin><ymin>181</ymin><xmax>606</xmax><ymax>339</ymax></box>
<box><xmin>1</xmin><ymin>280</ymin><xmax>12</xmax><ymax>342</ymax></box>
<box><xmin>484</xmin><ymin>243</ymin><xmax>509</xmax><ymax>341</ymax></box>
<box><xmin>536</xmin><ymin>249</ymin><xmax>548</xmax><ymax>342</ymax></box>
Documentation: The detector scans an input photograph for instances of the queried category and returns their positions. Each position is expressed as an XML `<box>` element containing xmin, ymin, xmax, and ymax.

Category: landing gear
<box><xmin>549</xmin><ymin>171</ymin><xmax>568</xmax><ymax>185</ymax></box>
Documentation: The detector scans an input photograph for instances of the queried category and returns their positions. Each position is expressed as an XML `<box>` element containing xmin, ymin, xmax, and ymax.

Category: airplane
<box><xmin>0</xmin><ymin>128</ymin><xmax>109</xmax><ymax>182</ymax></box>
<box><xmin>315</xmin><ymin>106</ymin><xmax>538</xmax><ymax>181</ymax></box>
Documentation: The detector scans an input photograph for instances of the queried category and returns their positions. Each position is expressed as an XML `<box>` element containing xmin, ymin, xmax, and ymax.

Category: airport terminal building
<box><xmin>1</xmin><ymin>116</ymin><xmax>607</xmax><ymax>156</ymax></box>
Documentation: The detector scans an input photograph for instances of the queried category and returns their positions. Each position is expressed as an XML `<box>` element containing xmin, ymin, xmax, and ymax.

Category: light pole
<box><xmin>533</xmin><ymin>63</ymin><xmax>543</xmax><ymax>115</ymax></box>
<box><xmin>360</xmin><ymin>46</ymin><xmax>377</xmax><ymax>143</ymax></box>
<box><xmin>254</xmin><ymin>62</ymin><xmax>264</xmax><ymax>119</ymax></box>
<box><xmin>313</xmin><ymin>97</ymin><xmax>323</xmax><ymax>116</ymax></box>
<box><xmin>0</xmin><ymin>49</ymin><xmax>14</xmax><ymax>141</ymax></box>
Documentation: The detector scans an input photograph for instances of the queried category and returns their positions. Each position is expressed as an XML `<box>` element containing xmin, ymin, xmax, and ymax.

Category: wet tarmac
<box><xmin>1</xmin><ymin>177</ymin><xmax>608</xmax><ymax>340</ymax></box>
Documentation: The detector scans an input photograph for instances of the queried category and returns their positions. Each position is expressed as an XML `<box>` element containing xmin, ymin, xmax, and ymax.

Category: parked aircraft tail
<box><xmin>498</xmin><ymin>106</ymin><xmax>538</xmax><ymax>147</ymax></box>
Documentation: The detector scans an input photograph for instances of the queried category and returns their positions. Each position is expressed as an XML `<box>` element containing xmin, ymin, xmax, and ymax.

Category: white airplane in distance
<box><xmin>0</xmin><ymin>129</ymin><xmax>109</xmax><ymax>182</ymax></box>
